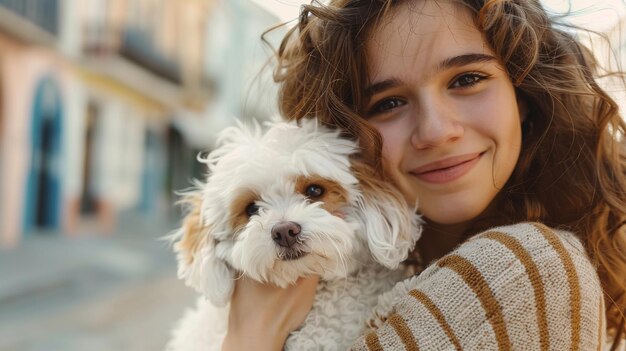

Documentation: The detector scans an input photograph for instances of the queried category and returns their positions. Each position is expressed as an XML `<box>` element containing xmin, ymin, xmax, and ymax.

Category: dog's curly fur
<box><xmin>166</xmin><ymin>119</ymin><xmax>421</xmax><ymax>350</ymax></box>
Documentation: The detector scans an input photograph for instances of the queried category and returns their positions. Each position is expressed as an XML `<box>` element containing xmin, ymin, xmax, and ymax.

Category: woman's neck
<box><xmin>416</xmin><ymin>196</ymin><xmax>505</xmax><ymax>266</ymax></box>
<box><xmin>417</xmin><ymin>220</ymin><xmax>470</xmax><ymax>267</ymax></box>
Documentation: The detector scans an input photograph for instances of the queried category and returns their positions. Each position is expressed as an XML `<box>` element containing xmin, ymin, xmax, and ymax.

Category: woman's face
<box><xmin>365</xmin><ymin>0</ymin><xmax>524</xmax><ymax>225</ymax></box>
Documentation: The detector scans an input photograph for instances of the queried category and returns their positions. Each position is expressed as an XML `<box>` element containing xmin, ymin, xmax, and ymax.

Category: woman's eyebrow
<box><xmin>435</xmin><ymin>53</ymin><xmax>497</xmax><ymax>73</ymax></box>
<box><xmin>365</xmin><ymin>54</ymin><xmax>496</xmax><ymax>98</ymax></box>
<box><xmin>365</xmin><ymin>78</ymin><xmax>402</xmax><ymax>98</ymax></box>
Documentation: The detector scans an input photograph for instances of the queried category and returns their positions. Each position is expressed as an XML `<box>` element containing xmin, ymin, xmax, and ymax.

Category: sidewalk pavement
<box><xmin>0</xmin><ymin>214</ymin><xmax>198</xmax><ymax>351</ymax></box>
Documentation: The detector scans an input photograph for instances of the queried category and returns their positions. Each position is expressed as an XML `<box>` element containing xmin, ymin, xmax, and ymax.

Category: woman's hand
<box><xmin>222</xmin><ymin>275</ymin><xmax>320</xmax><ymax>351</ymax></box>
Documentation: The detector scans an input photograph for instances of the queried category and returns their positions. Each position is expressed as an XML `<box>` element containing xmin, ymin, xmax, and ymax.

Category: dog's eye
<box><xmin>245</xmin><ymin>202</ymin><xmax>259</xmax><ymax>217</ymax></box>
<box><xmin>305</xmin><ymin>184</ymin><xmax>325</xmax><ymax>198</ymax></box>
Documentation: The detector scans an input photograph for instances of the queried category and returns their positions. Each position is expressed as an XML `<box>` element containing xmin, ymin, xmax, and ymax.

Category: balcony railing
<box><xmin>0</xmin><ymin>0</ymin><xmax>59</xmax><ymax>35</ymax></box>
<box><xmin>83</xmin><ymin>24</ymin><xmax>182</xmax><ymax>85</ymax></box>
<box><xmin>119</xmin><ymin>27</ymin><xmax>182</xmax><ymax>84</ymax></box>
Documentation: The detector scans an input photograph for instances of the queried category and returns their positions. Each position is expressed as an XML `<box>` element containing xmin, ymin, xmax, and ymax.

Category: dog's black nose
<box><xmin>271</xmin><ymin>221</ymin><xmax>301</xmax><ymax>247</ymax></box>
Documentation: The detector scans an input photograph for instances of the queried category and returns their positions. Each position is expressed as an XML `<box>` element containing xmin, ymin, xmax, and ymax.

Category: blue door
<box><xmin>23</xmin><ymin>76</ymin><xmax>63</xmax><ymax>235</ymax></box>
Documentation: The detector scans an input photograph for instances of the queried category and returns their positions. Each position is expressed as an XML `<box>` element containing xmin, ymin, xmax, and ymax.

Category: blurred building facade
<box><xmin>0</xmin><ymin>0</ymin><xmax>282</xmax><ymax>248</ymax></box>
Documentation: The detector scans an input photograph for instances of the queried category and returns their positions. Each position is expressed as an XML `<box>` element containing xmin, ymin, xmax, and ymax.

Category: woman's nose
<box><xmin>410</xmin><ymin>98</ymin><xmax>464</xmax><ymax>149</ymax></box>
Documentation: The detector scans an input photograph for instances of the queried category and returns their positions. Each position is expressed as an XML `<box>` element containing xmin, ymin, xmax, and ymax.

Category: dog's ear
<box><xmin>171</xmin><ymin>192</ymin><xmax>234</xmax><ymax>307</ymax></box>
<box><xmin>351</xmin><ymin>161</ymin><xmax>422</xmax><ymax>269</ymax></box>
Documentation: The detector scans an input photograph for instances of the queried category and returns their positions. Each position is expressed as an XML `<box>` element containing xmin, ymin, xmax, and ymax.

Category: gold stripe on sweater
<box><xmin>365</xmin><ymin>331</ymin><xmax>383</xmax><ymax>351</ymax></box>
<box><xmin>481</xmin><ymin>231</ymin><xmax>550</xmax><ymax>351</ymax></box>
<box><xmin>438</xmin><ymin>254</ymin><xmax>511</xmax><ymax>350</ymax></box>
<box><xmin>388</xmin><ymin>313</ymin><xmax>420</xmax><ymax>351</ymax></box>
<box><xmin>409</xmin><ymin>289</ymin><xmax>462</xmax><ymax>350</ymax></box>
<box><xmin>533</xmin><ymin>223</ymin><xmax>582</xmax><ymax>351</ymax></box>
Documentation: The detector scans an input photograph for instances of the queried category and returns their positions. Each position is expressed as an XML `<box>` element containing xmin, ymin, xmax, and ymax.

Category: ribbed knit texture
<box><xmin>350</xmin><ymin>222</ymin><xmax>621</xmax><ymax>350</ymax></box>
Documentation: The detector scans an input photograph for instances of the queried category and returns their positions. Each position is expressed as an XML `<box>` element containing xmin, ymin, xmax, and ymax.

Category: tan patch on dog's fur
<box><xmin>176</xmin><ymin>194</ymin><xmax>209</xmax><ymax>266</ymax></box>
<box><xmin>229</xmin><ymin>190</ymin><xmax>259</xmax><ymax>231</ymax></box>
<box><xmin>295</xmin><ymin>176</ymin><xmax>349</xmax><ymax>215</ymax></box>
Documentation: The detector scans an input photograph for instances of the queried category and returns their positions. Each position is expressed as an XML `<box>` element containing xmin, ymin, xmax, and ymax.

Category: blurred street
<box><xmin>0</xmin><ymin>214</ymin><xmax>197</xmax><ymax>351</ymax></box>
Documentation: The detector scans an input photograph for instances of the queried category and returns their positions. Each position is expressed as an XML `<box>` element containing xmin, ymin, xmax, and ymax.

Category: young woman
<box><xmin>223</xmin><ymin>0</ymin><xmax>626</xmax><ymax>349</ymax></box>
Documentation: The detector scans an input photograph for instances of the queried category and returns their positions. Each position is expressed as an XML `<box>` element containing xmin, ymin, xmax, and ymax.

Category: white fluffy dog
<box><xmin>166</xmin><ymin>119</ymin><xmax>421</xmax><ymax>351</ymax></box>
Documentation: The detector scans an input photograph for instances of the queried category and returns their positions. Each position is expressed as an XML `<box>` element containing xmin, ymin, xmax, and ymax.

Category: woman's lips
<box><xmin>411</xmin><ymin>152</ymin><xmax>483</xmax><ymax>184</ymax></box>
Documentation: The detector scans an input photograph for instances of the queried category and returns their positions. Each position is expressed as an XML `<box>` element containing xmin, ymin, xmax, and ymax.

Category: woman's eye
<box><xmin>449</xmin><ymin>73</ymin><xmax>488</xmax><ymax>89</ymax></box>
<box><xmin>368</xmin><ymin>98</ymin><xmax>406</xmax><ymax>115</ymax></box>
<box><xmin>305</xmin><ymin>184</ymin><xmax>325</xmax><ymax>198</ymax></box>
<box><xmin>245</xmin><ymin>202</ymin><xmax>259</xmax><ymax>217</ymax></box>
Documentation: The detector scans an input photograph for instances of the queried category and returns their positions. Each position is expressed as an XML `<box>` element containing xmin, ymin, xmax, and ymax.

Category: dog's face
<box><xmin>172</xmin><ymin>119</ymin><xmax>420</xmax><ymax>306</ymax></box>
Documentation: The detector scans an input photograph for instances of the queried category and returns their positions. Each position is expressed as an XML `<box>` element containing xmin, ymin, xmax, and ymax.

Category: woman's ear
<box><xmin>171</xmin><ymin>193</ymin><xmax>234</xmax><ymax>307</ymax></box>
<box><xmin>351</xmin><ymin>161</ymin><xmax>422</xmax><ymax>269</ymax></box>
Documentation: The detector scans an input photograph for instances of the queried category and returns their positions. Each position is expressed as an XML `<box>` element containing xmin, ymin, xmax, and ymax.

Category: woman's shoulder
<box><xmin>451</xmin><ymin>222</ymin><xmax>600</xmax><ymax>292</ymax></box>
<box><xmin>441</xmin><ymin>221</ymin><xmax>605</xmax><ymax>349</ymax></box>
<box><xmin>469</xmin><ymin>221</ymin><xmax>586</xmax><ymax>253</ymax></box>
<box><xmin>354</xmin><ymin>222</ymin><xmax>606</xmax><ymax>350</ymax></box>
<box><xmin>438</xmin><ymin>221</ymin><xmax>600</xmax><ymax>281</ymax></box>
<box><xmin>428</xmin><ymin>222</ymin><xmax>604</xmax><ymax>349</ymax></box>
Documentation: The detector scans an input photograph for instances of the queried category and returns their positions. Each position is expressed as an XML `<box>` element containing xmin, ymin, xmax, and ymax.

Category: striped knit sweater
<box><xmin>350</xmin><ymin>222</ymin><xmax>622</xmax><ymax>351</ymax></box>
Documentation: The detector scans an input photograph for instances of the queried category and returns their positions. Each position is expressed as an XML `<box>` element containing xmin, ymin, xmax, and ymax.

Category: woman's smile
<box><xmin>410</xmin><ymin>152</ymin><xmax>484</xmax><ymax>184</ymax></box>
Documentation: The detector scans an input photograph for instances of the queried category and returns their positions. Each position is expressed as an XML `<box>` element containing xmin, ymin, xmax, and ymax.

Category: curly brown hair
<box><xmin>270</xmin><ymin>0</ymin><xmax>626</xmax><ymax>339</ymax></box>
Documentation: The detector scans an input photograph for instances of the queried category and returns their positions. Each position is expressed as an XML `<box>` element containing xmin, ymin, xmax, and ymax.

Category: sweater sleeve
<box><xmin>350</xmin><ymin>222</ymin><xmax>606</xmax><ymax>351</ymax></box>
